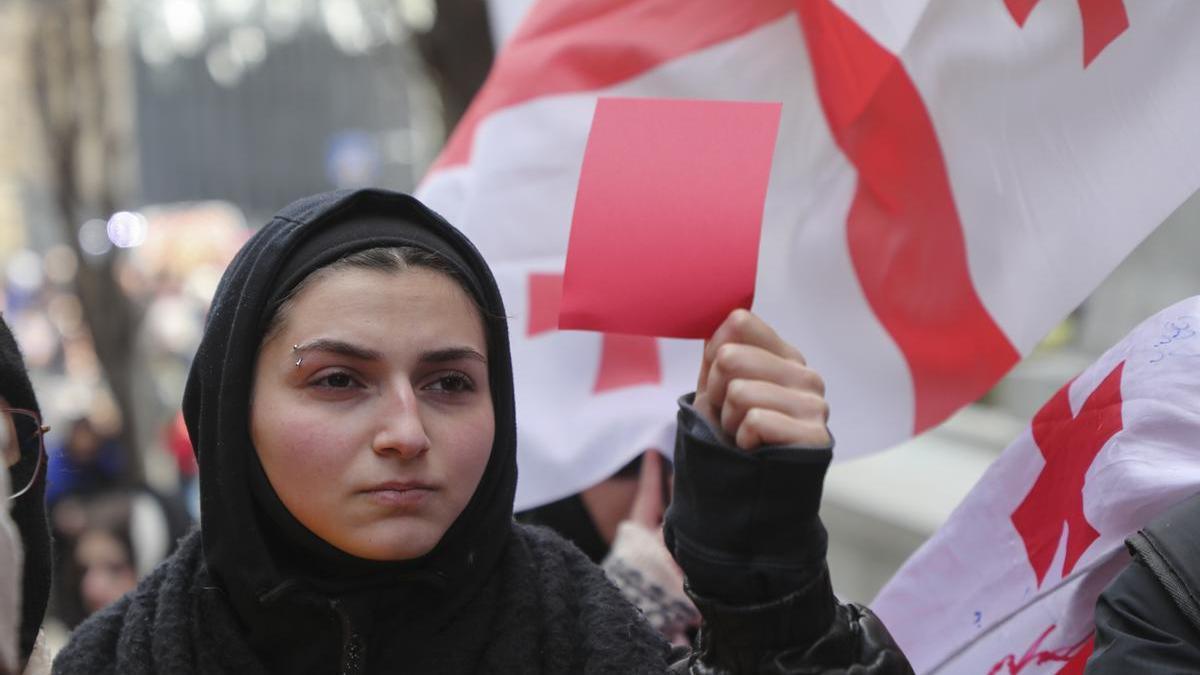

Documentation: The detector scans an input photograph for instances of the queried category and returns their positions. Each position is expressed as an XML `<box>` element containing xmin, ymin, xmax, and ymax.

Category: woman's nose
<box><xmin>372</xmin><ymin>383</ymin><xmax>431</xmax><ymax>459</ymax></box>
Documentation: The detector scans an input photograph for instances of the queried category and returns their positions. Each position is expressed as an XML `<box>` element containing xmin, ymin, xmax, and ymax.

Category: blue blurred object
<box><xmin>324</xmin><ymin>130</ymin><xmax>381</xmax><ymax>189</ymax></box>
<box><xmin>45</xmin><ymin>418</ymin><xmax>126</xmax><ymax>506</ymax></box>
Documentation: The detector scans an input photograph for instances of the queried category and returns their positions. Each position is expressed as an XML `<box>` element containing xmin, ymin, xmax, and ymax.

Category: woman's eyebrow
<box><xmin>293</xmin><ymin>338</ymin><xmax>383</xmax><ymax>362</ymax></box>
<box><xmin>421</xmin><ymin>347</ymin><xmax>487</xmax><ymax>365</ymax></box>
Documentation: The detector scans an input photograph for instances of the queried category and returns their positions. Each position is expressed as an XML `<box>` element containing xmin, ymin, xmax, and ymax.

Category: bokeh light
<box><xmin>400</xmin><ymin>0</ymin><xmax>436</xmax><ymax>33</ymax></box>
<box><xmin>162</xmin><ymin>0</ymin><xmax>207</xmax><ymax>57</ymax></box>
<box><xmin>43</xmin><ymin>245</ymin><xmax>80</xmax><ymax>286</ymax></box>
<box><xmin>79</xmin><ymin>219</ymin><xmax>114</xmax><ymax>257</ymax></box>
<box><xmin>106</xmin><ymin>211</ymin><xmax>149</xmax><ymax>249</ymax></box>
<box><xmin>6</xmin><ymin>249</ymin><xmax>44</xmax><ymax>292</ymax></box>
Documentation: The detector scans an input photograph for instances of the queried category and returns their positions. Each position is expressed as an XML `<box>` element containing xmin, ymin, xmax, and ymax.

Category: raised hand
<box><xmin>693</xmin><ymin>309</ymin><xmax>831</xmax><ymax>451</ymax></box>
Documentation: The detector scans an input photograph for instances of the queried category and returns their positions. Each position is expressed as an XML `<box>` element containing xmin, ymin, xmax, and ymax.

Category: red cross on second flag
<box><xmin>1010</xmin><ymin>361</ymin><xmax>1126</xmax><ymax>588</ymax></box>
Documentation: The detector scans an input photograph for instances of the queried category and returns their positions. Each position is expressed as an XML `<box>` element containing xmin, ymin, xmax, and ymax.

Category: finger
<box><xmin>628</xmin><ymin>451</ymin><xmax>665</xmax><ymax>527</ymax></box>
<box><xmin>734</xmin><ymin>408</ymin><xmax>832</xmax><ymax>451</ymax></box>
<box><xmin>703</xmin><ymin>309</ymin><xmax>806</xmax><ymax>368</ymax></box>
<box><xmin>696</xmin><ymin>339</ymin><xmax>713</xmax><ymax>392</ymax></box>
<box><xmin>719</xmin><ymin>379</ymin><xmax>829</xmax><ymax>439</ymax></box>
<box><xmin>703</xmin><ymin>343</ymin><xmax>825</xmax><ymax>413</ymax></box>
<box><xmin>662</xmin><ymin>455</ymin><xmax>674</xmax><ymax>504</ymax></box>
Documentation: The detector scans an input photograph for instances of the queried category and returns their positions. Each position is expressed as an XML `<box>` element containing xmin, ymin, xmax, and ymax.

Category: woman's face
<box><xmin>251</xmin><ymin>266</ymin><xmax>494</xmax><ymax>560</ymax></box>
<box><xmin>76</xmin><ymin>530</ymin><xmax>137</xmax><ymax>614</ymax></box>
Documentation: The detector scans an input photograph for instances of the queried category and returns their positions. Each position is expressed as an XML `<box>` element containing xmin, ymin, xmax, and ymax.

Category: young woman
<box><xmin>54</xmin><ymin>189</ymin><xmax>912</xmax><ymax>674</ymax></box>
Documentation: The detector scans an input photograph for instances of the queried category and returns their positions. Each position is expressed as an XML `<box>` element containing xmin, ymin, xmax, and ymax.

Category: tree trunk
<box><xmin>29</xmin><ymin>0</ymin><xmax>145</xmax><ymax>481</ymax></box>
<box><xmin>415</xmin><ymin>0</ymin><xmax>495</xmax><ymax>132</ymax></box>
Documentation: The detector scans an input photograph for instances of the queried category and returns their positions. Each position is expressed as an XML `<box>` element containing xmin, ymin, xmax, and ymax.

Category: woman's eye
<box><xmin>313</xmin><ymin>372</ymin><xmax>360</xmax><ymax>389</ymax></box>
<box><xmin>425</xmin><ymin>373</ymin><xmax>474</xmax><ymax>393</ymax></box>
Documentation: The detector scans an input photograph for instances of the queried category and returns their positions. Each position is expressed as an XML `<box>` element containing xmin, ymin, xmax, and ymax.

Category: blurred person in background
<box><xmin>44</xmin><ymin>418</ymin><xmax>125</xmax><ymax>508</ymax></box>
<box><xmin>48</xmin><ymin>489</ymin><xmax>185</xmax><ymax>630</ymax></box>
<box><xmin>71</xmin><ymin>528</ymin><xmax>135</xmax><ymax>619</ymax></box>
<box><xmin>41</xmin><ymin>410</ymin><xmax>192</xmax><ymax>630</ymax></box>
<box><xmin>42</xmin><ymin>412</ymin><xmax>191</xmax><ymax>634</ymax></box>
<box><xmin>518</xmin><ymin>451</ymin><xmax>700</xmax><ymax>646</ymax></box>
<box><xmin>1</xmin><ymin>316</ymin><xmax>53</xmax><ymax>674</ymax></box>
<box><xmin>162</xmin><ymin>412</ymin><xmax>200</xmax><ymax>521</ymax></box>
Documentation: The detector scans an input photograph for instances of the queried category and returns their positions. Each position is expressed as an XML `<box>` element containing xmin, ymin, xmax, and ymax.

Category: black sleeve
<box><xmin>664</xmin><ymin>395</ymin><xmax>912</xmax><ymax>674</ymax></box>
<box><xmin>1088</xmin><ymin>558</ymin><xmax>1200</xmax><ymax>673</ymax></box>
<box><xmin>663</xmin><ymin>395</ymin><xmax>831</xmax><ymax>606</ymax></box>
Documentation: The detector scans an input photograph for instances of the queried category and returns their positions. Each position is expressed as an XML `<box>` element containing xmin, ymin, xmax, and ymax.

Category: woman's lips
<box><xmin>361</xmin><ymin>482</ymin><xmax>436</xmax><ymax>508</ymax></box>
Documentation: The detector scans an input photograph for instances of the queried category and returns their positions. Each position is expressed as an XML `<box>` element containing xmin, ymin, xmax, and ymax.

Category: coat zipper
<box><xmin>331</xmin><ymin>599</ymin><xmax>365</xmax><ymax>675</ymax></box>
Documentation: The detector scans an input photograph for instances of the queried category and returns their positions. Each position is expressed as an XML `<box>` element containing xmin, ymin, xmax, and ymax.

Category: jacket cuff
<box><xmin>664</xmin><ymin>394</ymin><xmax>833</xmax><ymax>605</ymax></box>
<box><xmin>685</xmin><ymin>593</ymin><xmax>913</xmax><ymax>675</ymax></box>
<box><xmin>687</xmin><ymin>563</ymin><xmax>837</xmax><ymax>653</ymax></box>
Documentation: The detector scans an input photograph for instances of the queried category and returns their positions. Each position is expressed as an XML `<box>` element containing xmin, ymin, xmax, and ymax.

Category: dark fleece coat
<box><xmin>54</xmin><ymin>189</ymin><xmax>670</xmax><ymax>674</ymax></box>
<box><xmin>54</xmin><ymin>523</ymin><xmax>669</xmax><ymax>674</ymax></box>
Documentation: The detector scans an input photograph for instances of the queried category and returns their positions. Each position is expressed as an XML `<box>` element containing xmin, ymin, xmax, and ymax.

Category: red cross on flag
<box><xmin>416</xmin><ymin>0</ymin><xmax>1200</xmax><ymax>509</ymax></box>
<box><xmin>872</xmin><ymin>295</ymin><xmax>1200</xmax><ymax>673</ymax></box>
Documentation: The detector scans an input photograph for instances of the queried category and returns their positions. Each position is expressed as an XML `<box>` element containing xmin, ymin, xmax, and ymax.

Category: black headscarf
<box><xmin>0</xmin><ymin>316</ymin><xmax>51</xmax><ymax>663</ymax></box>
<box><xmin>181</xmin><ymin>189</ymin><xmax>518</xmax><ymax>666</ymax></box>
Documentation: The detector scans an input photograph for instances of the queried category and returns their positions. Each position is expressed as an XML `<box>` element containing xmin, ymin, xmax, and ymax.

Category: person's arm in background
<box><xmin>664</xmin><ymin>310</ymin><xmax>912</xmax><ymax>674</ymax></box>
<box><xmin>601</xmin><ymin>451</ymin><xmax>699</xmax><ymax>646</ymax></box>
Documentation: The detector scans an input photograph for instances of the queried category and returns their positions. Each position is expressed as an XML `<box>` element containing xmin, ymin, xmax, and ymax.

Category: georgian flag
<box><xmin>416</xmin><ymin>0</ymin><xmax>1200</xmax><ymax>510</ymax></box>
<box><xmin>872</xmin><ymin>295</ymin><xmax>1200</xmax><ymax>673</ymax></box>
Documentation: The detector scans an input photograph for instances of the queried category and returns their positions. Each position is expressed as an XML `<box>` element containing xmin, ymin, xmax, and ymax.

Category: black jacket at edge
<box><xmin>1088</xmin><ymin>491</ymin><xmax>1200</xmax><ymax>672</ymax></box>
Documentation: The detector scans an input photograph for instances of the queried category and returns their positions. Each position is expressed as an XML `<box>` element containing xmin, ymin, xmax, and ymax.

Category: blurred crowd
<box><xmin>1</xmin><ymin>202</ymin><xmax>248</xmax><ymax>653</ymax></box>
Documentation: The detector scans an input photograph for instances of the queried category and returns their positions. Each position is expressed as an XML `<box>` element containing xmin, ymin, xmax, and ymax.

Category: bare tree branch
<box><xmin>29</xmin><ymin>0</ymin><xmax>145</xmax><ymax>480</ymax></box>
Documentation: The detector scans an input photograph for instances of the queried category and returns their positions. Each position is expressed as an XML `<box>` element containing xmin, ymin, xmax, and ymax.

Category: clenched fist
<box><xmin>693</xmin><ymin>309</ymin><xmax>831</xmax><ymax>451</ymax></box>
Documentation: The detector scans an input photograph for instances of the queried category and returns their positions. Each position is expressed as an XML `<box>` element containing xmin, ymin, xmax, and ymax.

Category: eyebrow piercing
<box><xmin>292</xmin><ymin>344</ymin><xmax>303</xmax><ymax>367</ymax></box>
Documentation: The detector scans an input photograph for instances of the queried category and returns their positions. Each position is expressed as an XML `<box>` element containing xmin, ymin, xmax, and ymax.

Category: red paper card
<box><xmin>559</xmin><ymin>97</ymin><xmax>781</xmax><ymax>339</ymax></box>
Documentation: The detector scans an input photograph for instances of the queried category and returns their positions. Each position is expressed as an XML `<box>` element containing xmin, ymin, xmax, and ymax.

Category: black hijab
<box><xmin>0</xmin><ymin>316</ymin><xmax>51</xmax><ymax>663</ymax></box>
<box><xmin>181</xmin><ymin>189</ymin><xmax>518</xmax><ymax>663</ymax></box>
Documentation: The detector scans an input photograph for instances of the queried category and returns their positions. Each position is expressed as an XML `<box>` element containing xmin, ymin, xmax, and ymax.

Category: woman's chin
<box><xmin>329</xmin><ymin>523</ymin><xmax>444</xmax><ymax>562</ymax></box>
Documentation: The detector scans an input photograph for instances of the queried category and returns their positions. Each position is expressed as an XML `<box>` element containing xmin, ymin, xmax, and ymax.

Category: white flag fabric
<box><xmin>417</xmin><ymin>0</ymin><xmax>1200</xmax><ymax>510</ymax></box>
<box><xmin>872</xmin><ymin>294</ymin><xmax>1200</xmax><ymax>673</ymax></box>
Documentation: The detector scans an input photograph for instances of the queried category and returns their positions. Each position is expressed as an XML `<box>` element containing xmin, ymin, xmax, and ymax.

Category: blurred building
<box><xmin>0</xmin><ymin>3</ymin><xmax>37</xmax><ymax>256</ymax></box>
<box><xmin>133</xmin><ymin>27</ymin><xmax>427</xmax><ymax>222</ymax></box>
